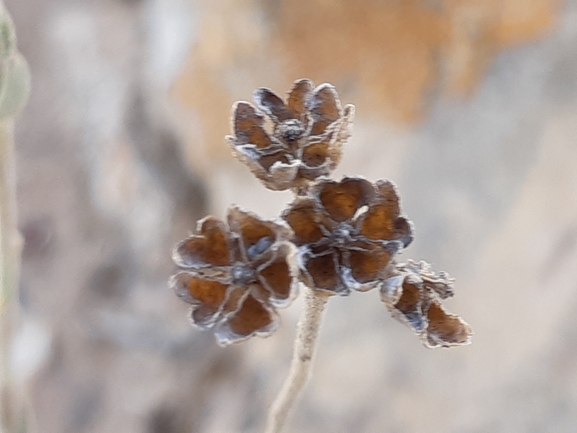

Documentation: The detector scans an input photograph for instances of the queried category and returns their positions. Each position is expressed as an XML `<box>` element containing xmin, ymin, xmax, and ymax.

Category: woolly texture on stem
<box><xmin>265</xmin><ymin>287</ymin><xmax>329</xmax><ymax>433</ymax></box>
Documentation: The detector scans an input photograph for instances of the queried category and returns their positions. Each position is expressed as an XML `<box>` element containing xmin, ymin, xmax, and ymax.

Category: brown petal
<box><xmin>258</xmin><ymin>150</ymin><xmax>292</xmax><ymax>171</ymax></box>
<box><xmin>215</xmin><ymin>294</ymin><xmax>278</xmax><ymax>345</ymax></box>
<box><xmin>232</xmin><ymin>102</ymin><xmax>274</xmax><ymax>149</ymax></box>
<box><xmin>228</xmin><ymin>207</ymin><xmax>291</xmax><ymax>261</ymax></box>
<box><xmin>259</xmin><ymin>260</ymin><xmax>292</xmax><ymax>298</ymax></box>
<box><xmin>253</xmin><ymin>88</ymin><xmax>294</xmax><ymax>122</ymax></box>
<box><xmin>229</xmin><ymin>143</ymin><xmax>299</xmax><ymax>191</ymax></box>
<box><xmin>283</xmin><ymin>198</ymin><xmax>324</xmax><ymax>245</ymax></box>
<box><xmin>307</xmin><ymin>84</ymin><xmax>341</xmax><ymax>135</ymax></box>
<box><xmin>425</xmin><ymin>302</ymin><xmax>472</xmax><ymax>348</ymax></box>
<box><xmin>173</xmin><ymin>217</ymin><xmax>232</xmax><ymax>268</ymax></box>
<box><xmin>257</xmin><ymin>243</ymin><xmax>297</xmax><ymax>306</ymax></box>
<box><xmin>375</xmin><ymin>179</ymin><xmax>401</xmax><ymax>214</ymax></box>
<box><xmin>394</xmin><ymin>280</ymin><xmax>426</xmax><ymax>333</ymax></box>
<box><xmin>359</xmin><ymin>204</ymin><xmax>396</xmax><ymax>241</ymax></box>
<box><xmin>287</xmin><ymin>79</ymin><xmax>314</xmax><ymax>117</ymax></box>
<box><xmin>220</xmin><ymin>285</ymin><xmax>247</xmax><ymax>315</ymax></box>
<box><xmin>304</xmin><ymin>250</ymin><xmax>346</xmax><ymax>294</ymax></box>
<box><xmin>358</xmin><ymin>180</ymin><xmax>400</xmax><ymax>239</ymax></box>
<box><xmin>170</xmin><ymin>272</ymin><xmax>228</xmax><ymax>309</ymax></box>
<box><xmin>394</xmin><ymin>217</ymin><xmax>414</xmax><ymax>248</ymax></box>
<box><xmin>190</xmin><ymin>305</ymin><xmax>221</xmax><ymax>329</ymax></box>
<box><xmin>317</xmin><ymin>104</ymin><xmax>354</xmax><ymax>162</ymax></box>
<box><xmin>302</xmin><ymin>141</ymin><xmax>330</xmax><ymax>169</ymax></box>
<box><xmin>400</xmin><ymin>260</ymin><xmax>454</xmax><ymax>299</ymax></box>
<box><xmin>318</xmin><ymin>177</ymin><xmax>375</xmax><ymax>223</ymax></box>
<box><xmin>359</xmin><ymin>180</ymin><xmax>413</xmax><ymax>246</ymax></box>
<box><xmin>229</xmin><ymin>295</ymin><xmax>273</xmax><ymax>336</ymax></box>
<box><xmin>348</xmin><ymin>246</ymin><xmax>392</xmax><ymax>286</ymax></box>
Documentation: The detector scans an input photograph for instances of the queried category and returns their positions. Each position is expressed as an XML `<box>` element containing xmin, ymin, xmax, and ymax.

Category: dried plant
<box><xmin>170</xmin><ymin>79</ymin><xmax>472</xmax><ymax>433</ymax></box>
<box><xmin>171</xmin><ymin>207</ymin><xmax>298</xmax><ymax>345</ymax></box>
<box><xmin>226</xmin><ymin>79</ymin><xmax>354</xmax><ymax>192</ymax></box>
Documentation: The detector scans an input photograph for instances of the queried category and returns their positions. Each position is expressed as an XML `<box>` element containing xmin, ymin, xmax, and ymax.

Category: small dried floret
<box><xmin>381</xmin><ymin>260</ymin><xmax>472</xmax><ymax>348</ymax></box>
<box><xmin>170</xmin><ymin>206</ymin><xmax>298</xmax><ymax>345</ymax></box>
<box><xmin>283</xmin><ymin>176</ymin><xmax>413</xmax><ymax>296</ymax></box>
<box><xmin>226</xmin><ymin>79</ymin><xmax>355</xmax><ymax>191</ymax></box>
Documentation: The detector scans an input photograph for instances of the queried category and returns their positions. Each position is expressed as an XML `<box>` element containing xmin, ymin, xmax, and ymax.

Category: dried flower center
<box><xmin>276</xmin><ymin>119</ymin><xmax>305</xmax><ymax>142</ymax></box>
<box><xmin>332</xmin><ymin>223</ymin><xmax>354</xmax><ymax>246</ymax></box>
<box><xmin>231</xmin><ymin>263</ymin><xmax>257</xmax><ymax>286</ymax></box>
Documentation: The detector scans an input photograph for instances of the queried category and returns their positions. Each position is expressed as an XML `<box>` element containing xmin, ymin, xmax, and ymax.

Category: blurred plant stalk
<box><xmin>0</xmin><ymin>1</ymin><xmax>31</xmax><ymax>432</ymax></box>
<box><xmin>265</xmin><ymin>288</ymin><xmax>329</xmax><ymax>433</ymax></box>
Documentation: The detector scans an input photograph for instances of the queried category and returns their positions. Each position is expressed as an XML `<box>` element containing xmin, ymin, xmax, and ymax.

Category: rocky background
<box><xmin>6</xmin><ymin>0</ymin><xmax>577</xmax><ymax>432</ymax></box>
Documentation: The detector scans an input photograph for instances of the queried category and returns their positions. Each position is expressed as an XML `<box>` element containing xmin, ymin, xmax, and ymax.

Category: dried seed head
<box><xmin>172</xmin><ymin>77</ymin><xmax>470</xmax><ymax>352</ymax></box>
<box><xmin>381</xmin><ymin>260</ymin><xmax>472</xmax><ymax>348</ymax></box>
<box><xmin>227</xmin><ymin>79</ymin><xmax>355</xmax><ymax>191</ymax></box>
<box><xmin>170</xmin><ymin>206</ymin><xmax>298</xmax><ymax>345</ymax></box>
<box><xmin>283</xmin><ymin>176</ymin><xmax>413</xmax><ymax>296</ymax></box>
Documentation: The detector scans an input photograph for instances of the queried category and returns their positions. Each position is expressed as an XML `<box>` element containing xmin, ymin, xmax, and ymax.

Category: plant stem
<box><xmin>265</xmin><ymin>286</ymin><xmax>329</xmax><ymax>433</ymax></box>
<box><xmin>0</xmin><ymin>3</ymin><xmax>31</xmax><ymax>431</ymax></box>
<box><xmin>0</xmin><ymin>119</ymin><xmax>23</xmax><ymax>433</ymax></box>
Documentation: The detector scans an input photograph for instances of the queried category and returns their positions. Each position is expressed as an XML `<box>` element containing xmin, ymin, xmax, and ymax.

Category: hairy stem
<box><xmin>265</xmin><ymin>287</ymin><xmax>329</xmax><ymax>433</ymax></box>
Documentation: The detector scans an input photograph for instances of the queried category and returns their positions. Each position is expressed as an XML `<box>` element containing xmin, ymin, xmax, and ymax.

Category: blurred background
<box><xmin>5</xmin><ymin>0</ymin><xmax>577</xmax><ymax>431</ymax></box>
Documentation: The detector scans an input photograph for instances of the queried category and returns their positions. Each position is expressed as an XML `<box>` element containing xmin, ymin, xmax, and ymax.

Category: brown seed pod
<box><xmin>226</xmin><ymin>79</ymin><xmax>355</xmax><ymax>191</ymax></box>
<box><xmin>170</xmin><ymin>206</ymin><xmax>298</xmax><ymax>345</ymax></box>
<box><xmin>381</xmin><ymin>260</ymin><xmax>472</xmax><ymax>348</ymax></box>
<box><xmin>283</xmin><ymin>176</ymin><xmax>414</xmax><ymax>296</ymax></box>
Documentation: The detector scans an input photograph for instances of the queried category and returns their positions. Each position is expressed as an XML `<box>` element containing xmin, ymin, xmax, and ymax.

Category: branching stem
<box><xmin>265</xmin><ymin>286</ymin><xmax>329</xmax><ymax>433</ymax></box>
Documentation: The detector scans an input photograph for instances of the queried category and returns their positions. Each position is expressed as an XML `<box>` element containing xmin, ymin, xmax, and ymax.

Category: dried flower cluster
<box><xmin>381</xmin><ymin>260</ymin><xmax>471</xmax><ymax>348</ymax></box>
<box><xmin>283</xmin><ymin>177</ymin><xmax>412</xmax><ymax>295</ymax></box>
<box><xmin>171</xmin><ymin>206</ymin><xmax>298</xmax><ymax>345</ymax></box>
<box><xmin>226</xmin><ymin>79</ymin><xmax>354</xmax><ymax>191</ymax></box>
<box><xmin>171</xmin><ymin>79</ymin><xmax>471</xmax><ymax>348</ymax></box>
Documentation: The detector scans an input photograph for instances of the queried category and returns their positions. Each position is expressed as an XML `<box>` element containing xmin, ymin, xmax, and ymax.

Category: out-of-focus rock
<box><xmin>173</xmin><ymin>0</ymin><xmax>558</xmax><ymax>174</ymax></box>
